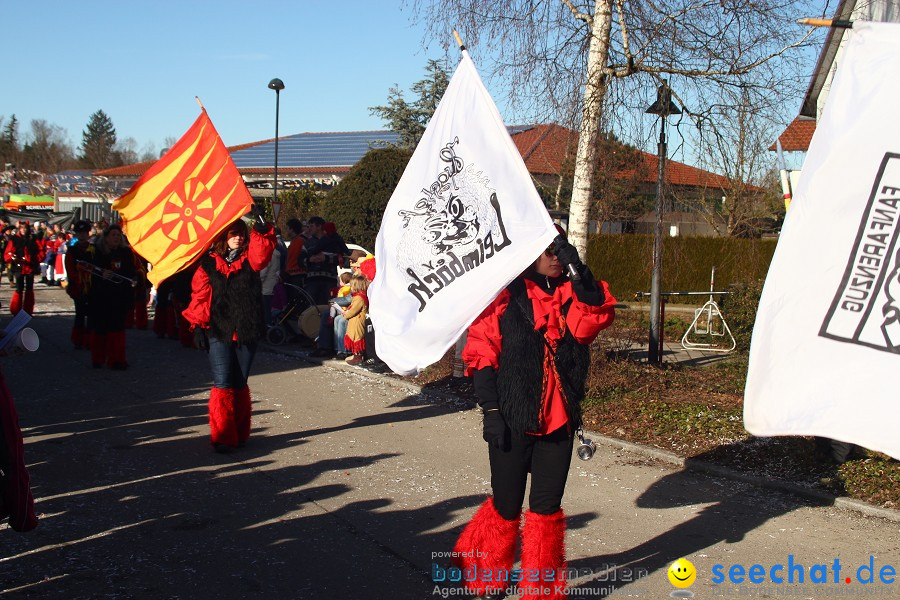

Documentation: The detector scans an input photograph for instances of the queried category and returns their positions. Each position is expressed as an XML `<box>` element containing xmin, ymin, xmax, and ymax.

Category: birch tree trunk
<box><xmin>567</xmin><ymin>0</ymin><xmax>613</xmax><ymax>256</ymax></box>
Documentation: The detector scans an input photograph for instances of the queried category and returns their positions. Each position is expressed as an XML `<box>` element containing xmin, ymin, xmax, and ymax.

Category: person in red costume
<box><xmin>0</xmin><ymin>363</ymin><xmax>37</xmax><ymax>532</ymax></box>
<box><xmin>452</xmin><ymin>229</ymin><xmax>616</xmax><ymax>600</ymax></box>
<box><xmin>84</xmin><ymin>224</ymin><xmax>137</xmax><ymax>369</ymax></box>
<box><xmin>183</xmin><ymin>214</ymin><xmax>275</xmax><ymax>452</ymax></box>
<box><xmin>4</xmin><ymin>221</ymin><xmax>43</xmax><ymax>315</ymax></box>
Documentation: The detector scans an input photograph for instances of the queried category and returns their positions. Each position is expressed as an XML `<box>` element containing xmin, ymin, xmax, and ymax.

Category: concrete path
<box><xmin>1</xmin><ymin>285</ymin><xmax>897</xmax><ymax>599</ymax></box>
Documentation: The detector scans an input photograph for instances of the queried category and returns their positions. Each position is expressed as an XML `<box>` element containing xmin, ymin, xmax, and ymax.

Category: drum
<box><xmin>298</xmin><ymin>305</ymin><xmax>329</xmax><ymax>340</ymax></box>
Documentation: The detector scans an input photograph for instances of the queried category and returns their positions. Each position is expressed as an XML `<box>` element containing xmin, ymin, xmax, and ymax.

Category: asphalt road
<box><xmin>1</xmin><ymin>285</ymin><xmax>898</xmax><ymax>599</ymax></box>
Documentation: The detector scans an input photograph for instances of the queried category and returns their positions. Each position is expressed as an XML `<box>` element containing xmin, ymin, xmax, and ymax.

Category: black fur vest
<box><xmin>496</xmin><ymin>277</ymin><xmax>591</xmax><ymax>434</ymax></box>
<box><xmin>201</xmin><ymin>253</ymin><xmax>264</xmax><ymax>344</ymax></box>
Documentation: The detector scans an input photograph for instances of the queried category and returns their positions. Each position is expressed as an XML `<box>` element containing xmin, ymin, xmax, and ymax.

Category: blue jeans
<box><xmin>208</xmin><ymin>336</ymin><xmax>257</xmax><ymax>389</ymax></box>
<box><xmin>316</xmin><ymin>300</ymin><xmax>351</xmax><ymax>352</ymax></box>
<box><xmin>334</xmin><ymin>314</ymin><xmax>348</xmax><ymax>353</ymax></box>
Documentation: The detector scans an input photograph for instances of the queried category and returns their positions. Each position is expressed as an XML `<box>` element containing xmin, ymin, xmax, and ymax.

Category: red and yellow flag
<box><xmin>113</xmin><ymin>109</ymin><xmax>253</xmax><ymax>286</ymax></box>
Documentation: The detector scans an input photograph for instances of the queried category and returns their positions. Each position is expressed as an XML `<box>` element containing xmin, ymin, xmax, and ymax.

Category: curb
<box><xmin>261</xmin><ymin>344</ymin><xmax>900</xmax><ymax>524</ymax></box>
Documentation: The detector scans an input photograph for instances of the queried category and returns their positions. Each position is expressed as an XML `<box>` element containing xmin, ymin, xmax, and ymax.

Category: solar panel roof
<box><xmin>230</xmin><ymin>126</ymin><xmax>536</xmax><ymax>170</ymax></box>
<box><xmin>231</xmin><ymin>131</ymin><xmax>401</xmax><ymax>169</ymax></box>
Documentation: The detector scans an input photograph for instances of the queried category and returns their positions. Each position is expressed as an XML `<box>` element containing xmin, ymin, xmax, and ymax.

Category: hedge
<box><xmin>586</xmin><ymin>234</ymin><xmax>777</xmax><ymax>304</ymax></box>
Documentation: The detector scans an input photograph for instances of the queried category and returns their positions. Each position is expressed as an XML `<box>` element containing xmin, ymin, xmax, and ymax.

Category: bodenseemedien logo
<box><xmin>668</xmin><ymin>558</ymin><xmax>697</xmax><ymax>598</ymax></box>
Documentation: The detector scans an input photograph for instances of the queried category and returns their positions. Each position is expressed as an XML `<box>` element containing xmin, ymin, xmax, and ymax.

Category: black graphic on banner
<box><xmin>398</xmin><ymin>137</ymin><xmax>512</xmax><ymax>312</ymax></box>
<box><xmin>820</xmin><ymin>152</ymin><xmax>900</xmax><ymax>353</ymax></box>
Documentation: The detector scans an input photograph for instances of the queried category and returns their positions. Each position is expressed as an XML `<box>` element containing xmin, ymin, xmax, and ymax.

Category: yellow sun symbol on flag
<box><xmin>161</xmin><ymin>178</ymin><xmax>215</xmax><ymax>244</ymax></box>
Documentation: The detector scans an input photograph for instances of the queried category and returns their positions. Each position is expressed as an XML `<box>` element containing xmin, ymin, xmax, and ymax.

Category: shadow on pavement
<box><xmin>568</xmin><ymin>468</ymin><xmax>823</xmax><ymax>596</ymax></box>
<box><xmin>0</xmin><ymin>312</ymin><xmax>477</xmax><ymax>598</ymax></box>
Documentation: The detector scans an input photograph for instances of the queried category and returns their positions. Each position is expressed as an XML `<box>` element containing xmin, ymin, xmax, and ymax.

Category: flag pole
<box><xmin>775</xmin><ymin>138</ymin><xmax>792</xmax><ymax>212</ymax></box>
<box><xmin>798</xmin><ymin>17</ymin><xmax>853</xmax><ymax>28</ymax></box>
<box><xmin>453</xmin><ymin>30</ymin><xmax>466</xmax><ymax>51</ymax></box>
<box><xmin>195</xmin><ymin>96</ymin><xmax>205</xmax><ymax>110</ymax></box>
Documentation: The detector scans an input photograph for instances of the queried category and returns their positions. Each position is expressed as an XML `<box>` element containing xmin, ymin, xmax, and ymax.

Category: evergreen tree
<box><xmin>0</xmin><ymin>115</ymin><xmax>19</xmax><ymax>165</ymax></box>
<box><xmin>370</xmin><ymin>59</ymin><xmax>450</xmax><ymax>149</ymax></box>
<box><xmin>80</xmin><ymin>109</ymin><xmax>118</xmax><ymax>168</ymax></box>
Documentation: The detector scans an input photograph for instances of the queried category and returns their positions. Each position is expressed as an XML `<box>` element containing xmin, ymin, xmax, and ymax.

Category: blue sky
<box><xmin>4</xmin><ymin>0</ymin><xmax>464</xmax><ymax>154</ymax></box>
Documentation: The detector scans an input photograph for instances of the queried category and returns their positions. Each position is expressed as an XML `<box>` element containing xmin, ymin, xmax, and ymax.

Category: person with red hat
<box><xmin>4</xmin><ymin>221</ymin><xmax>42</xmax><ymax>315</ymax></box>
<box><xmin>451</xmin><ymin>229</ymin><xmax>616</xmax><ymax>599</ymax></box>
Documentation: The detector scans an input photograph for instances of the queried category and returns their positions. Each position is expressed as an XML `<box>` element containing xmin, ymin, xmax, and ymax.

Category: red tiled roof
<box><xmin>510</xmin><ymin>124</ymin><xmax>739</xmax><ymax>189</ymax></box>
<box><xmin>511</xmin><ymin>124</ymin><xmax>576</xmax><ymax>175</ymax></box>
<box><xmin>632</xmin><ymin>151</ymin><xmax>734</xmax><ymax>189</ymax></box>
<box><xmin>771</xmin><ymin>117</ymin><xmax>816</xmax><ymax>152</ymax></box>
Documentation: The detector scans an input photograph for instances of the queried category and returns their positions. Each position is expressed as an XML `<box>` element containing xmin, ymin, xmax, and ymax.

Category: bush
<box><xmin>321</xmin><ymin>147</ymin><xmax>413</xmax><ymax>249</ymax></box>
<box><xmin>586</xmin><ymin>234</ymin><xmax>777</xmax><ymax>304</ymax></box>
<box><xmin>267</xmin><ymin>188</ymin><xmax>326</xmax><ymax>231</ymax></box>
<box><xmin>721</xmin><ymin>280</ymin><xmax>765</xmax><ymax>352</ymax></box>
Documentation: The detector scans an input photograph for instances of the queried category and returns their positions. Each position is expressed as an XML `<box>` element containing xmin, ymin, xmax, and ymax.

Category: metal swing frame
<box><xmin>681</xmin><ymin>267</ymin><xmax>736</xmax><ymax>353</ymax></box>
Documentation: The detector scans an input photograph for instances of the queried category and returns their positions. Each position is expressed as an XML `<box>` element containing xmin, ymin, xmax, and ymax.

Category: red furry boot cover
<box><xmin>152</xmin><ymin>306</ymin><xmax>168</xmax><ymax>338</ymax></box>
<box><xmin>519</xmin><ymin>509</ymin><xmax>567</xmax><ymax>600</ymax></box>
<box><xmin>23</xmin><ymin>291</ymin><xmax>34</xmax><ymax>314</ymax></box>
<box><xmin>71</xmin><ymin>325</ymin><xmax>86</xmax><ymax>349</ymax></box>
<box><xmin>107</xmin><ymin>331</ymin><xmax>128</xmax><ymax>369</ymax></box>
<box><xmin>451</xmin><ymin>498</ymin><xmax>520</xmax><ymax>595</ymax></box>
<box><xmin>208</xmin><ymin>387</ymin><xmax>238</xmax><ymax>448</ymax></box>
<box><xmin>9</xmin><ymin>292</ymin><xmax>21</xmax><ymax>315</ymax></box>
<box><xmin>91</xmin><ymin>334</ymin><xmax>108</xmax><ymax>368</ymax></box>
<box><xmin>134</xmin><ymin>300</ymin><xmax>148</xmax><ymax>330</ymax></box>
<box><xmin>234</xmin><ymin>385</ymin><xmax>252</xmax><ymax>444</ymax></box>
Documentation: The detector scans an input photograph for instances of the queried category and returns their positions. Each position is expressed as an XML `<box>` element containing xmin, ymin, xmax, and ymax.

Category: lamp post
<box><xmin>645</xmin><ymin>79</ymin><xmax>681</xmax><ymax>365</ymax></box>
<box><xmin>268</xmin><ymin>77</ymin><xmax>285</xmax><ymax>222</ymax></box>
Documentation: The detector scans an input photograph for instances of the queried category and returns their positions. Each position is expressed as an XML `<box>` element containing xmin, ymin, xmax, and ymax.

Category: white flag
<box><xmin>744</xmin><ymin>22</ymin><xmax>900</xmax><ymax>459</ymax></box>
<box><xmin>369</xmin><ymin>50</ymin><xmax>557</xmax><ymax>375</ymax></box>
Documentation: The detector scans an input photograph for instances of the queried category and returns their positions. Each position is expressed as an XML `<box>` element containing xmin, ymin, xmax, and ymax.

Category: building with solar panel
<box><xmin>94</xmin><ymin>130</ymin><xmax>404</xmax><ymax>196</ymax></box>
<box><xmin>91</xmin><ymin>124</ymin><xmax>743</xmax><ymax>236</ymax></box>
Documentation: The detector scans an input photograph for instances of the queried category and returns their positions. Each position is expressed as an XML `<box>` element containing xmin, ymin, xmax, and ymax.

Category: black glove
<box><xmin>473</xmin><ymin>367</ymin><xmax>508</xmax><ymax>449</ymax></box>
<box><xmin>482</xmin><ymin>409</ymin><xmax>508</xmax><ymax>450</ymax></box>
<box><xmin>552</xmin><ymin>235</ymin><xmax>606</xmax><ymax>305</ymax></box>
<box><xmin>193</xmin><ymin>328</ymin><xmax>209</xmax><ymax>352</ymax></box>
<box><xmin>250</xmin><ymin>204</ymin><xmax>268</xmax><ymax>231</ymax></box>
<box><xmin>551</xmin><ymin>235</ymin><xmax>582</xmax><ymax>270</ymax></box>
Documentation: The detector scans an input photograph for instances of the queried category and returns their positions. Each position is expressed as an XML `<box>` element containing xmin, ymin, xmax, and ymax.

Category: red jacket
<box><xmin>4</xmin><ymin>234</ymin><xmax>43</xmax><ymax>275</ymax></box>
<box><xmin>183</xmin><ymin>225</ymin><xmax>275</xmax><ymax>329</ymax></box>
<box><xmin>463</xmin><ymin>277</ymin><xmax>616</xmax><ymax>435</ymax></box>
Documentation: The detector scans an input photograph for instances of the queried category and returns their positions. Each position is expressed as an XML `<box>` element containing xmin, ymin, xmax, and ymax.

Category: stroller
<box><xmin>266</xmin><ymin>283</ymin><xmax>323</xmax><ymax>345</ymax></box>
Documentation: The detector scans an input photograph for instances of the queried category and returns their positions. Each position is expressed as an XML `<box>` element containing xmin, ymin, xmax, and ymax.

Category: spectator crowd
<box><xmin>0</xmin><ymin>213</ymin><xmax>384</xmax><ymax>370</ymax></box>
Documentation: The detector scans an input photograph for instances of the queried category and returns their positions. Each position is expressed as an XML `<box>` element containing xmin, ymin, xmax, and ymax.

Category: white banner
<box><xmin>744</xmin><ymin>22</ymin><xmax>900</xmax><ymax>459</ymax></box>
<box><xmin>369</xmin><ymin>50</ymin><xmax>557</xmax><ymax>375</ymax></box>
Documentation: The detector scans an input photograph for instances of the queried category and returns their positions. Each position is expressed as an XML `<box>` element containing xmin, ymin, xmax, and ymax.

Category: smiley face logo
<box><xmin>668</xmin><ymin>558</ymin><xmax>696</xmax><ymax>588</ymax></box>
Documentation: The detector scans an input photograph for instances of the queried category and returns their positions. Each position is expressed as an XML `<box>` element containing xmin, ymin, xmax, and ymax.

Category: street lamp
<box><xmin>645</xmin><ymin>79</ymin><xmax>681</xmax><ymax>365</ymax></box>
<box><xmin>268</xmin><ymin>77</ymin><xmax>285</xmax><ymax>222</ymax></box>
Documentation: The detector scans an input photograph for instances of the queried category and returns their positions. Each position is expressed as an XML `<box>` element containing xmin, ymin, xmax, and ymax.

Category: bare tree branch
<box><xmin>408</xmin><ymin>0</ymin><xmax>828</xmax><ymax>246</ymax></box>
<box><xmin>560</xmin><ymin>0</ymin><xmax>593</xmax><ymax>24</ymax></box>
<box><xmin>614</xmin><ymin>0</ymin><xmax>634</xmax><ymax>75</ymax></box>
